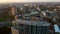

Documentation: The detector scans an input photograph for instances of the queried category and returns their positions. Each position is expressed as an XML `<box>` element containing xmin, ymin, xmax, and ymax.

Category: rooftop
<box><xmin>16</xmin><ymin>19</ymin><xmax>50</xmax><ymax>26</ymax></box>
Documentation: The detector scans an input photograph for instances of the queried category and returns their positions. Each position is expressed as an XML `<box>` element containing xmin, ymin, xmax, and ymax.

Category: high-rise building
<box><xmin>11</xmin><ymin>19</ymin><xmax>50</xmax><ymax>34</ymax></box>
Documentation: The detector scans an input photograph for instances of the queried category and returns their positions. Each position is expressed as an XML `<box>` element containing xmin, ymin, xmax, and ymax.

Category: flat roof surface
<box><xmin>16</xmin><ymin>19</ymin><xmax>50</xmax><ymax>26</ymax></box>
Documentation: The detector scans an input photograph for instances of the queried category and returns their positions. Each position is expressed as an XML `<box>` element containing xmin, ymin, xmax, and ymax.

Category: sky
<box><xmin>0</xmin><ymin>0</ymin><xmax>60</xmax><ymax>3</ymax></box>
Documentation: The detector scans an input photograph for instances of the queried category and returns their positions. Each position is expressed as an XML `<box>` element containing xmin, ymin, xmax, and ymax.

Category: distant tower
<box><xmin>11</xmin><ymin>6</ymin><xmax>17</xmax><ymax>20</ymax></box>
<box><xmin>11</xmin><ymin>6</ymin><xmax>16</xmax><ymax>15</ymax></box>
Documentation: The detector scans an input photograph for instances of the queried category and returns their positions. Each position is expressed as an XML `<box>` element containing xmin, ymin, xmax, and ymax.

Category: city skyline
<box><xmin>0</xmin><ymin>0</ymin><xmax>60</xmax><ymax>4</ymax></box>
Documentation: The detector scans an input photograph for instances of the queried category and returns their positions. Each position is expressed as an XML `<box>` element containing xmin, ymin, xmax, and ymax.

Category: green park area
<box><xmin>0</xmin><ymin>17</ymin><xmax>5</xmax><ymax>22</ymax></box>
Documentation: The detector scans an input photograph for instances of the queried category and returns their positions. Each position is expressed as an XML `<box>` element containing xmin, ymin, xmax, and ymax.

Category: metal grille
<box><xmin>19</xmin><ymin>24</ymin><xmax>49</xmax><ymax>34</ymax></box>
